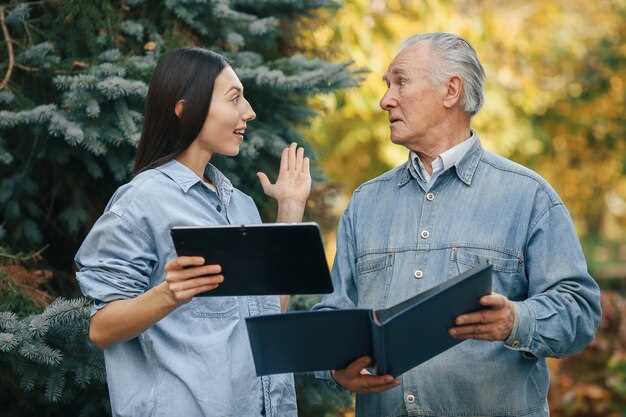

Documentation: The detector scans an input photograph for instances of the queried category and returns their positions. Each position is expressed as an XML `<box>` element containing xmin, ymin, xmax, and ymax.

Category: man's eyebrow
<box><xmin>383</xmin><ymin>67</ymin><xmax>408</xmax><ymax>82</ymax></box>
<box><xmin>224</xmin><ymin>86</ymin><xmax>243</xmax><ymax>95</ymax></box>
<box><xmin>391</xmin><ymin>67</ymin><xmax>407</xmax><ymax>75</ymax></box>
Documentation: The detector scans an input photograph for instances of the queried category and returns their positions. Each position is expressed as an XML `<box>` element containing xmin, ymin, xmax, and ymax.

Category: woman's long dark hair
<box><xmin>133</xmin><ymin>48</ymin><xmax>229</xmax><ymax>176</ymax></box>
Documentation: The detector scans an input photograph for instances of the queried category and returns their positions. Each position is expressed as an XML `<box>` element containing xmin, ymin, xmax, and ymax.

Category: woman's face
<box><xmin>195</xmin><ymin>66</ymin><xmax>256</xmax><ymax>156</ymax></box>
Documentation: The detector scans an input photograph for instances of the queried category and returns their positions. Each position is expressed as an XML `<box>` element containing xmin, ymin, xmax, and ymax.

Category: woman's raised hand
<box><xmin>257</xmin><ymin>143</ymin><xmax>311</xmax><ymax>207</ymax></box>
<box><xmin>163</xmin><ymin>257</ymin><xmax>223</xmax><ymax>305</ymax></box>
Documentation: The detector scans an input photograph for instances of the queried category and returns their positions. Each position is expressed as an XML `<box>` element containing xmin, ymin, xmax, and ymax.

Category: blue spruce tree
<box><xmin>0</xmin><ymin>0</ymin><xmax>358</xmax><ymax>415</ymax></box>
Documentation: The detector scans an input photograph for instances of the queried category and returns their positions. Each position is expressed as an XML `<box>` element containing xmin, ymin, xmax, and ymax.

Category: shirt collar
<box><xmin>399</xmin><ymin>131</ymin><xmax>483</xmax><ymax>187</ymax></box>
<box><xmin>156</xmin><ymin>159</ymin><xmax>233</xmax><ymax>196</ymax></box>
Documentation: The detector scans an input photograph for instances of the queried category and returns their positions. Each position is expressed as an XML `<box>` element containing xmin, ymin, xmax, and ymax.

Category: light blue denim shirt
<box><xmin>410</xmin><ymin>132</ymin><xmax>477</xmax><ymax>188</ymax></box>
<box><xmin>314</xmin><ymin>134</ymin><xmax>601</xmax><ymax>417</ymax></box>
<box><xmin>75</xmin><ymin>159</ymin><xmax>297</xmax><ymax>417</ymax></box>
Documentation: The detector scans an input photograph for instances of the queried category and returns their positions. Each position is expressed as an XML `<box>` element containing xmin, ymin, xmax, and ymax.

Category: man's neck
<box><xmin>411</xmin><ymin>124</ymin><xmax>472</xmax><ymax>175</ymax></box>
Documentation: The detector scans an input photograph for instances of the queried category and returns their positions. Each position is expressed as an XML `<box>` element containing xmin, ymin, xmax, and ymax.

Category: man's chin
<box><xmin>390</xmin><ymin>134</ymin><xmax>409</xmax><ymax>146</ymax></box>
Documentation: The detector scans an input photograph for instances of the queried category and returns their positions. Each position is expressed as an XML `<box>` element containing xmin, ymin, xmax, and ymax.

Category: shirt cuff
<box><xmin>504</xmin><ymin>301</ymin><xmax>537</xmax><ymax>358</ymax></box>
<box><xmin>89</xmin><ymin>299</ymin><xmax>107</xmax><ymax>317</ymax></box>
<box><xmin>314</xmin><ymin>370</ymin><xmax>347</xmax><ymax>391</ymax></box>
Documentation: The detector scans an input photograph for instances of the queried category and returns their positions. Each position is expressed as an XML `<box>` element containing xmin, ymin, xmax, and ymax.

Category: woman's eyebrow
<box><xmin>224</xmin><ymin>86</ymin><xmax>243</xmax><ymax>96</ymax></box>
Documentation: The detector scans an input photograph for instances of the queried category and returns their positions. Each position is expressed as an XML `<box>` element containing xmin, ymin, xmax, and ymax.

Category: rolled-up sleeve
<box><xmin>505</xmin><ymin>203</ymin><xmax>602</xmax><ymax>358</ymax></box>
<box><xmin>75</xmin><ymin>210</ymin><xmax>158</xmax><ymax>316</ymax></box>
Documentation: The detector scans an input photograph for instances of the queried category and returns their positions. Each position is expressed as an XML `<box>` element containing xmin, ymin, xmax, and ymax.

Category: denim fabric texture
<box><xmin>314</xmin><ymin>134</ymin><xmax>601</xmax><ymax>417</ymax></box>
<box><xmin>75</xmin><ymin>159</ymin><xmax>297</xmax><ymax>417</ymax></box>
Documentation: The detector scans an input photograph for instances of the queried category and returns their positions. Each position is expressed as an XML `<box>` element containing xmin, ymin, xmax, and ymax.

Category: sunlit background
<box><xmin>302</xmin><ymin>1</ymin><xmax>626</xmax><ymax>415</ymax></box>
<box><xmin>0</xmin><ymin>0</ymin><xmax>624</xmax><ymax>416</ymax></box>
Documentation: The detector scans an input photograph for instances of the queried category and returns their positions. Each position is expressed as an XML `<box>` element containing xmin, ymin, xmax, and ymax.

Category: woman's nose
<box><xmin>244</xmin><ymin>99</ymin><xmax>256</xmax><ymax>121</ymax></box>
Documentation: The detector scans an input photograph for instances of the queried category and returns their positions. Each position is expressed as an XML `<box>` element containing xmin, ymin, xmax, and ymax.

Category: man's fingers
<box><xmin>165</xmin><ymin>256</ymin><xmax>205</xmax><ymax>272</ymax></box>
<box><xmin>450</xmin><ymin>324</ymin><xmax>489</xmax><ymax>336</ymax></box>
<box><xmin>362</xmin><ymin>375</ymin><xmax>397</xmax><ymax>388</ymax></box>
<box><xmin>455</xmin><ymin>309</ymin><xmax>501</xmax><ymax>325</ymax></box>
<box><xmin>480</xmin><ymin>293</ymin><xmax>507</xmax><ymax>308</ymax></box>
<box><xmin>366</xmin><ymin>380</ymin><xmax>401</xmax><ymax>393</ymax></box>
<box><xmin>358</xmin><ymin>375</ymin><xmax>399</xmax><ymax>393</ymax></box>
<box><xmin>450</xmin><ymin>323</ymin><xmax>501</xmax><ymax>339</ymax></box>
<box><xmin>345</xmin><ymin>356</ymin><xmax>372</xmax><ymax>376</ymax></box>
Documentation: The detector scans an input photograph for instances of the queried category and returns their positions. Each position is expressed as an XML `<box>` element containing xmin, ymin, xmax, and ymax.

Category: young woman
<box><xmin>74</xmin><ymin>48</ymin><xmax>309</xmax><ymax>417</ymax></box>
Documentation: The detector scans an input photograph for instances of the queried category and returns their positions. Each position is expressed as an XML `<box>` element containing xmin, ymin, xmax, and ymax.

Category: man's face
<box><xmin>380</xmin><ymin>43</ymin><xmax>447</xmax><ymax>148</ymax></box>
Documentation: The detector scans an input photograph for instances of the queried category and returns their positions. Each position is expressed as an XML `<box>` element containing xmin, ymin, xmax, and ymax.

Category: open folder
<box><xmin>245</xmin><ymin>262</ymin><xmax>492</xmax><ymax>377</ymax></box>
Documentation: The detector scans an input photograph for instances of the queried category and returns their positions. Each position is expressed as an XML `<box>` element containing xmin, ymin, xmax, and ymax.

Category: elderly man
<box><xmin>313</xmin><ymin>32</ymin><xmax>601</xmax><ymax>417</ymax></box>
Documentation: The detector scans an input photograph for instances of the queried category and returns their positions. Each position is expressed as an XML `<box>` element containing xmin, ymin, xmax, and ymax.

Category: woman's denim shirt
<box><xmin>75</xmin><ymin>160</ymin><xmax>297</xmax><ymax>417</ymax></box>
<box><xmin>314</xmin><ymin>137</ymin><xmax>601</xmax><ymax>417</ymax></box>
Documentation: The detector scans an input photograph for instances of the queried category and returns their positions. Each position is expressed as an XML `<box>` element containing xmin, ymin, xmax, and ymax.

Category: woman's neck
<box><xmin>175</xmin><ymin>143</ymin><xmax>213</xmax><ymax>179</ymax></box>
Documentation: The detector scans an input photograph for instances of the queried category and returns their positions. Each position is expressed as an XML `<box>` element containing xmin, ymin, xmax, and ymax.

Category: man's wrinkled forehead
<box><xmin>384</xmin><ymin>42</ymin><xmax>435</xmax><ymax>78</ymax></box>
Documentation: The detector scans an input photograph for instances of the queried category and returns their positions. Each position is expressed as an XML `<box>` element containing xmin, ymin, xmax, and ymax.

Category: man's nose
<box><xmin>379</xmin><ymin>91</ymin><xmax>396</xmax><ymax>111</ymax></box>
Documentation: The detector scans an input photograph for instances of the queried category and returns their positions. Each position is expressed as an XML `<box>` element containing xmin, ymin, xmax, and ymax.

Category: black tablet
<box><xmin>170</xmin><ymin>222</ymin><xmax>334</xmax><ymax>296</ymax></box>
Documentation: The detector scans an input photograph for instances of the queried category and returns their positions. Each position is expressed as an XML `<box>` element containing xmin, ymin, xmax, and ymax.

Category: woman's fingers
<box><xmin>302</xmin><ymin>156</ymin><xmax>310</xmax><ymax>175</ymax></box>
<box><xmin>176</xmin><ymin>284</ymin><xmax>221</xmax><ymax>301</ymax></box>
<box><xmin>167</xmin><ymin>264</ymin><xmax>222</xmax><ymax>282</ymax></box>
<box><xmin>165</xmin><ymin>256</ymin><xmax>205</xmax><ymax>272</ymax></box>
<box><xmin>256</xmin><ymin>172</ymin><xmax>272</xmax><ymax>195</ymax></box>
<box><xmin>169</xmin><ymin>275</ymin><xmax>224</xmax><ymax>292</ymax></box>
<box><xmin>288</xmin><ymin>142</ymin><xmax>297</xmax><ymax>171</ymax></box>
<box><xmin>296</xmin><ymin>146</ymin><xmax>304</xmax><ymax>172</ymax></box>
<box><xmin>280</xmin><ymin>147</ymin><xmax>289</xmax><ymax>173</ymax></box>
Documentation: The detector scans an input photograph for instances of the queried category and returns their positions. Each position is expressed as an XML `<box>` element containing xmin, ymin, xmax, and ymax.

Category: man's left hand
<box><xmin>449</xmin><ymin>293</ymin><xmax>515</xmax><ymax>341</ymax></box>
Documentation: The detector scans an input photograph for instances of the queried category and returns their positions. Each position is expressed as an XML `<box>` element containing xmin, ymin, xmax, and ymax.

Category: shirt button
<box><xmin>414</xmin><ymin>270</ymin><xmax>423</xmax><ymax>279</ymax></box>
<box><xmin>406</xmin><ymin>393</ymin><xmax>415</xmax><ymax>403</ymax></box>
<box><xmin>216</xmin><ymin>205</ymin><xmax>222</xmax><ymax>212</ymax></box>
<box><xmin>420</xmin><ymin>230</ymin><xmax>430</xmax><ymax>239</ymax></box>
<box><xmin>425</xmin><ymin>192</ymin><xmax>434</xmax><ymax>201</ymax></box>
<box><xmin>512</xmin><ymin>340</ymin><xmax>520</xmax><ymax>348</ymax></box>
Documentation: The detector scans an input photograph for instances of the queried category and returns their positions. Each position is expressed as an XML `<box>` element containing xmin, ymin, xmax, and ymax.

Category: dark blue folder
<box><xmin>245</xmin><ymin>263</ymin><xmax>492</xmax><ymax>377</ymax></box>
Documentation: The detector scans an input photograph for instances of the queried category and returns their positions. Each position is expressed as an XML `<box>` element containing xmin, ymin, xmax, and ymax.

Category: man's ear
<box><xmin>442</xmin><ymin>75</ymin><xmax>463</xmax><ymax>109</ymax></box>
<box><xmin>174</xmin><ymin>100</ymin><xmax>185</xmax><ymax>119</ymax></box>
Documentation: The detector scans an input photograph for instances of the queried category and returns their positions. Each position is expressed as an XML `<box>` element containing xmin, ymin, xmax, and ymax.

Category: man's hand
<box><xmin>449</xmin><ymin>293</ymin><xmax>515</xmax><ymax>341</ymax></box>
<box><xmin>332</xmin><ymin>356</ymin><xmax>400</xmax><ymax>394</ymax></box>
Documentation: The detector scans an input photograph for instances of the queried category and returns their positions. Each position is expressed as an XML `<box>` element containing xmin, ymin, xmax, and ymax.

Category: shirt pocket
<box><xmin>355</xmin><ymin>252</ymin><xmax>395</xmax><ymax>309</ymax></box>
<box><xmin>450</xmin><ymin>246</ymin><xmax>526</xmax><ymax>299</ymax></box>
<box><xmin>190</xmin><ymin>296</ymin><xmax>240</xmax><ymax>319</ymax></box>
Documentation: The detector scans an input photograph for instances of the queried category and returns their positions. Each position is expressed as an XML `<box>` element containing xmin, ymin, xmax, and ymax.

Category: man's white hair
<box><xmin>400</xmin><ymin>32</ymin><xmax>486</xmax><ymax>116</ymax></box>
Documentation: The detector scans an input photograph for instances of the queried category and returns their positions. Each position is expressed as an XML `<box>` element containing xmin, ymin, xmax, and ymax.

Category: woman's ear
<box><xmin>174</xmin><ymin>100</ymin><xmax>185</xmax><ymax>119</ymax></box>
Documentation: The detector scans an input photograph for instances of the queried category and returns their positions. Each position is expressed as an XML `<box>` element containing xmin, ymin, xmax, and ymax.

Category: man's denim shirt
<box><xmin>75</xmin><ymin>160</ymin><xmax>297</xmax><ymax>417</ymax></box>
<box><xmin>314</xmin><ymin>136</ymin><xmax>601</xmax><ymax>417</ymax></box>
